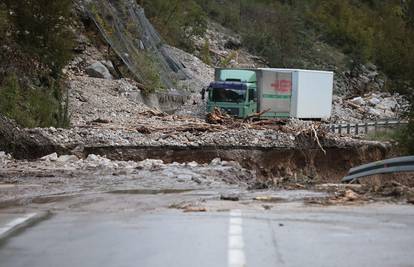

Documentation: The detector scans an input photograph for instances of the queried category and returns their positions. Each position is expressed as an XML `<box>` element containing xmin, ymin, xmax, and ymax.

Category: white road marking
<box><xmin>230</xmin><ymin>217</ymin><xmax>242</xmax><ymax>225</ymax></box>
<box><xmin>229</xmin><ymin>224</ymin><xmax>243</xmax><ymax>235</ymax></box>
<box><xmin>229</xmin><ymin>235</ymin><xmax>244</xmax><ymax>249</ymax></box>
<box><xmin>0</xmin><ymin>213</ymin><xmax>38</xmax><ymax>236</ymax></box>
<box><xmin>230</xmin><ymin>210</ymin><xmax>242</xmax><ymax>217</ymax></box>
<box><xmin>228</xmin><ymin>209</ymin><xmax>246</xmax><ymax>267</ymax></box>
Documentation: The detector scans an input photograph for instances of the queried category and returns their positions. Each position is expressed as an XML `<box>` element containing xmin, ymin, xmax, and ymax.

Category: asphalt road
<box><xmin>0</xmin><ymin>204</ymin><xmax>413</xmax><ymax>267</ymax></box>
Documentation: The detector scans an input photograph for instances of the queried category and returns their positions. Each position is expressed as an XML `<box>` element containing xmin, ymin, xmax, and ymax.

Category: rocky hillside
<box><xmin>0</xmin><ymin>0</ymin><xmax>413</xmax><ymax>156</ymax></box>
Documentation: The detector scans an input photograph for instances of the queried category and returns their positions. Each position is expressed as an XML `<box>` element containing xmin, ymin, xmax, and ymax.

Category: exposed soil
<box><xmin>83</xmin><ymin>143</ymin><xmax>388</xmax><ymax>183</ymax></box>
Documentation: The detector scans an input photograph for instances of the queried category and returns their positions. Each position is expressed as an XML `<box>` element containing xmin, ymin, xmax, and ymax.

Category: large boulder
<box><xmin>85</xmin><ymin>61</ymin><xmax>113</xmax><ymax>80</ymax></box>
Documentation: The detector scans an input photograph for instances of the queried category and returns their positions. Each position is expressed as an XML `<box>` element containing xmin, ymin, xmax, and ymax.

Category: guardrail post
<box><xmin>339</xmin><ymin>125</ymin><xmax>342</xmax><ymax>134</ymax></box>
<box><xmin>374</xmin><ymin>121</ymin><xmax>378</xmax><ymax>132</ymax></box>
<box><xmin>347</xmin><ymin>124</ymin><xmax>350</xmax><ymax>134</ymax></box>
<box><xmin>365</xmin><ymin>122</ymin><xmax>368</xmax><ymax>134</ymax></box>
<box><xmin>355</xmin><ymin>124</ymin><xmax>359</xmax><ymax>135</ymax></box>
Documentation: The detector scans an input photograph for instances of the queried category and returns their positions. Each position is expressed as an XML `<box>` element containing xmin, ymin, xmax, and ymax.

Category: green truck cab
<box><xmin>207</xmin><ymin>69</ymin><xmax>258</xmax><ymax>118</ymax></box>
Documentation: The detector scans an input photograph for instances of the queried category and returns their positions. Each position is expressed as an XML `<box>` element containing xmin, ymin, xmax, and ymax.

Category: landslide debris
<box><xmin>0</xmin><ymin>115</ymin><xmax>63</xmax><ymax>159</ymax></box>
<box><xmin>0</xmin><ymin>153</ymin><xmax>254</xmax><ymax>206</ymax></box>
<box><xmin>331</xmin><ymin>92</ymin><xmax>409</xmax><ymax>123</ymax></box>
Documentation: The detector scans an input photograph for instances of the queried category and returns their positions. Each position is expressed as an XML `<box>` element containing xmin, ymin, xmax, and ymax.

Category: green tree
<box><xmin>403</xmin><ymin>0</ymin><xmax>414</xmax><ymax>28</ymax></box>
<box><xmin>242</xmin><ymin>1</ymin><xmax>301</xmax><ymax>67</ymax></box>
<box><xmin>0</xmin><ymin>4</ymin><xmax>8</xmax><ymax>37</ymax></box>
<box><xmin>143</xmin><ymin>0</ymin><xmax>206</xmax><ymax>51</ymax></box>
<box><xmin>5</xmin><ymin>0</ymin><xmax>74</xmax><ymax>76</ymax></box>
<box><xmin>310</xmin><ymin>0</ymin><xmax>375</xmax><ymax>63</ymax></box>
<box><xmin>0</xmin><ymin>1</ymin><xmax>73</xmax><ymax>128</ymax></box>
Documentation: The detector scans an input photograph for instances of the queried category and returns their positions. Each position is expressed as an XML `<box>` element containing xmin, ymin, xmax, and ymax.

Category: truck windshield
<box><xmin>211</xmin><ymin>88</ymin><xmax>246</xmax><ymax>103</ymax></box>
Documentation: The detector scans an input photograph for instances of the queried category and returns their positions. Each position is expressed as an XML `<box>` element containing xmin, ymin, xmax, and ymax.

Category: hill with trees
<box><xmin>0</xmin><ymin>0</ymin><xmax>413</xmax><ymax>152</ymax></box>
<box><xmin>143</xmin><ymin>0</ymin><xmax>414</xmax><ymax>152</ymax></box>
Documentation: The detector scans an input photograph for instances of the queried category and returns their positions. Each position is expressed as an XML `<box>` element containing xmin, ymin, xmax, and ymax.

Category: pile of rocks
<box><xmin>29</xmin><ymin>118</ymin><xmax>384</xmax><ymax>151</ymax></box>
<box><xmin>0</xmin><ymin>151</ymin><xmax>12</xmax><ymax>167</ymax></box>
<box><xmin>68</xmin><ymin>76</ymin><xmax>157</xmax><ymax>127</ymax></box>
<box><xmin>166</xmin><ymin>45</ymin><xmax>213</xmax><ymax>118</ymax></box>
<box><xmin>331</xmin><ymin>92</ymin><xmax>409</xmax><ymax>123</ymax></box>
<box><xmin>0</xmin><ymin>153</ymin><xmax>255</xmax><ymax>204</ymax></box>
<box><xmin>36</xmin><ymin>152</ymin><xmax>249</xmax><ymax>175</ymax></box>
<box><xmin>334</xmin><ymin>63</ymin><xmax>385</xmax><ymax>96</ymax></box>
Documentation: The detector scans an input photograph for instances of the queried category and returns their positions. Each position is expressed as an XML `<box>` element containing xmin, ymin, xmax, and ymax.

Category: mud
<box><xmin>0</xmin><ymin>115</ymin><xmax>66</xmax><ymax>159</ymax></box>
<box><xmin>107</xmin><ymin>188</ymin><xmax>195</xmax><ymax>195</ymax></box>
<box><xmin>84</xmin><ymin>143</ymin><xmax>388</xmax><ymax>183</ymax></box>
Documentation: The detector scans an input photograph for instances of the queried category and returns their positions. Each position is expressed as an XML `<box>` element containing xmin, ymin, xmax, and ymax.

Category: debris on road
<box><xmin>254</xmin><ymin>196</ymin><xmax>285</xmax><ymax>203</ymax></box>
<box><xmin>183</xmin><ymin>206</ymin><xmax>207</xmax><ymax>213</ymax></box>
<box><xmin>220</xmin><ymin>194</ymin><xmax>240</xmax><ymax>201</ymax></box>
<box><xmin>0</xmin><ymin>154</ymin><xmax>255</xmax><ymax>206</ymax></box>
<box><xmin>206</xmin><ymin>107</ymin><xmax>234</xmax><ymax>125</ymax></box>
<box><xmin>343</xmin><ymin>189</ymin><xmax>362</xmax><ymax>201</ymax></box>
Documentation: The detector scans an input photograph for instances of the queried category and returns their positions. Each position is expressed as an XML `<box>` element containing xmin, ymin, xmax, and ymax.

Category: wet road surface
<box><xmin>1</xmin><ymin>203</ymin><xmax>413</xmax><ymax>267</ymax></box>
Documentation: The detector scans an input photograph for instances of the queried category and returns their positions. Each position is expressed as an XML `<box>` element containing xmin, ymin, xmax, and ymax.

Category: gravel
<box><xmin>0</xmin><ymin>154</ymin><xmax>255</xmax><ymax>204</ymax></box>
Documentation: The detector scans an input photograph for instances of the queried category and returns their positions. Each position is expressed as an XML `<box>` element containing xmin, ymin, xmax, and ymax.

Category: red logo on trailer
<box><xmin>271</xmin><ymin>80</ymin><xmax>292</xmax><ymax>93</ymax></box>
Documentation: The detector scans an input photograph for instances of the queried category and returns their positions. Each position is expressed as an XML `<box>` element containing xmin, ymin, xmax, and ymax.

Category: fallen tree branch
<box><xmin>311</xmin><ymin>124</ymin><xmax>326</xmax><ymax>155</ymax></box>
<box><xmin>243</xmin><ymin>108</ymin><xmax>271</xmax><ymax>122</ymax></box>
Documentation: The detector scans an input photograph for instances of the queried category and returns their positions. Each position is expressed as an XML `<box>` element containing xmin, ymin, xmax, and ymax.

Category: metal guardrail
<box><xmin>330</xmin><ymin>120</ymin><xmax>408</xmax><ymax>135</ymax></box>
<box><xmin>342</xmin><ymin>156</ymin><xmax>414</xmax><ymax>183</ymax></box>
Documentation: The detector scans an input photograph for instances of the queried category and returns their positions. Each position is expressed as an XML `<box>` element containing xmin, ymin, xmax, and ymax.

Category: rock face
<box><xmin>85</xmin><ymin>61</ymin><xmax>113</xmax><ymax>80</ymax></box>
<box><xmin>335</xmin><ymin>63</ymin><xmax>385</xmax><ymax>95</ymax></box>
<box><xmin>0</xmin><ymin>115</ymin><xmax>62</xmax><ymax>159</ymax></box>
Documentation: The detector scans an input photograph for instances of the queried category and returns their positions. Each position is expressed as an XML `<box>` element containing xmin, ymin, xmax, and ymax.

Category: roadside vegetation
<box><xmin>400</xmin><ymin>96</ymin><xmax>414</xmax><ymax>154</ymax></box>
<box><xmin>0</xmin><ymin>0</ymin><xmax>73</xmax><ymax>128</ymax></box>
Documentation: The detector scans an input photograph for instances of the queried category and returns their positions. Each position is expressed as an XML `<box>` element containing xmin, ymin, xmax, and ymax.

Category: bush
<box><xmin>201</xmin><ymin>39</ymin><xmax>212</xmax><ymax>66</ymax></box>
<box><xmin>0</xmin><ymin>4</ymin><xmax>8</xmax><ymax>37</ymax></box>
<box><xmin>5</xmin><ymin>0</ymin><xmax>74</xmax><ymax>76</ymax></box>
<box><xmin>0</xmin><ymin>74</ymin><xmax>69</xmax><ymax>128</ymax></box>
<box><xmin>143</xmin><ymin>0</ymin><xmax>207</xmax><ymax>51</ymax></box>
<box><xmin>309</xmin><ymin>0</ymin><xmax>375</xmax><ymax>63</ymax></box>
<box><xmin>0</xmin><ymin>1</ymin><xmax>72</xmax><ymax>128</ymax></box>
<box><xmin>241</xmin><ymin>1</ymin><xmax>301</xmax><ymax>67</ymax></box>
<box><xmin>399</xmin><ymin>95</ymin><xmax>414</xmax><ymax>154</ymax></box>
<box><xmin>194</xmin><ymin>0</ymin><xmax>241</xmax><ymax>31</ymax></box>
